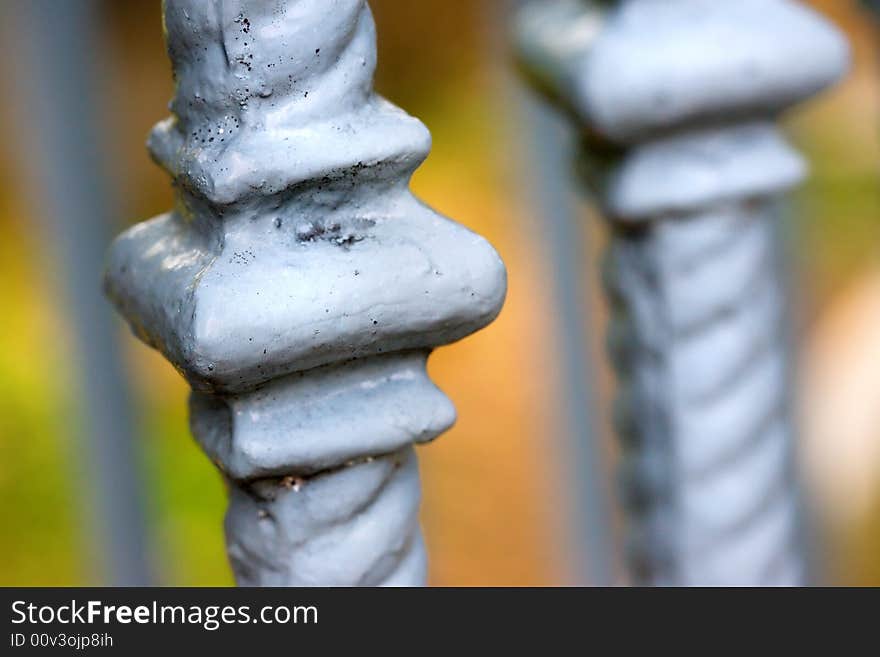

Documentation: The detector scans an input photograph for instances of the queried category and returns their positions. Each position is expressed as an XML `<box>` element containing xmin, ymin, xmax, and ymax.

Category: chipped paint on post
<box><xmin>515</xmin><ymin>0</ymin><xmax>848</xmax><ymax>585</ymax></box>
<box><xmin>105</xmin><ymin>0</ymin><xmax>506</xmax><ymax>586</ymax></box>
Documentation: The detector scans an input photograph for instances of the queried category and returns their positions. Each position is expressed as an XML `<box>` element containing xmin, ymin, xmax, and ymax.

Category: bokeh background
<box><xmin>0</xmin><ymin>0</ymin><xmax>877</xmax><ymax>586</ymax></box>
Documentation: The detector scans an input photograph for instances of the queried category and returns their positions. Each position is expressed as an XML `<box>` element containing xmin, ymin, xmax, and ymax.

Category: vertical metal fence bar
<box><xmin>514</xmin><ymin>80</ymin><xmax>617</xmax><ymax>587</ymax></box>
<box><xmin>105</xmin><ymin>0</ymin><xmax>506</xmax><ymax>586</ymax></box>
<box><xmin>485</xmin><ymin>0</ymin><xmax>617</xmax><ymax>585</ymax></box>
<box><xmin>515</xmin><ymin>0</ymin><xmax>849</xmax><ymax>585</ymax></box>
<box><xmin>15</xmin><ymin>0</ymin><xmax>153</xmax><ymax>585</ymax></box>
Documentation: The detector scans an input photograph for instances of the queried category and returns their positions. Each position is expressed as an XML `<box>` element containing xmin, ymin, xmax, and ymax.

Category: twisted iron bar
<box><xmin>105</xmin><ymin>0</ymin><xmax>506</xmax><ymax>586</ymax></box>
<box><xmin>515</xmin><ymin>0</ymin><xmax>848</xmax><ymax>585</ymax></box>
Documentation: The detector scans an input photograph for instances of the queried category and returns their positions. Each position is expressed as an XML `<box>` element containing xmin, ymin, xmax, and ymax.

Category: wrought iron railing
<box><xmin>99</xmin><ymin>0</ymin><xmax>855</xmax><ymax>586</ymax></box>
<box><xmin>514</xmin><ymin>0</ymin><xmax>849</xmax><ymax>586</ymax></box>
<box><xmin>105</xmin><ymin>0</ymin><xmax>506</xmax><ymax>586</ymax></box>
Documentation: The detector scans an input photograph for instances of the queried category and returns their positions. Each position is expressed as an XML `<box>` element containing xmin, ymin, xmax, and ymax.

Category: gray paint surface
<box><xmin>515</xmin><ymin>0</ymin><xmax>848</xmax><ymax>585</ymax></box>
<box><xmin>106</xmin><ymin>0</ymin><xmax>506</xmax><ymax>586</ymax></box>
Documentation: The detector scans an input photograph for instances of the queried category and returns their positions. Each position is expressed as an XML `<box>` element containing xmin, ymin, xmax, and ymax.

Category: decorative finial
<box><xmin>516</xmin><ymin>0</ymin><xmax>848</xmax><ymax>585</ymax></box>
<box><xmin>106</xmin><ymin>0</ymin><xmax>506</xmax><ymax>585</ymax></box>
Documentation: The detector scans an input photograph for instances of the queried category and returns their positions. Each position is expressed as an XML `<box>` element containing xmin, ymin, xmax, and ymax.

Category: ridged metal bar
<box><xmin>105</xmin><ymin>0</ymin><xmax>506</xmax><ymax>586</ymax></box>
<box><xmin>515</xmin><ymin>0</ymin><xmax>848</xmax><ymax>585</ymax></box>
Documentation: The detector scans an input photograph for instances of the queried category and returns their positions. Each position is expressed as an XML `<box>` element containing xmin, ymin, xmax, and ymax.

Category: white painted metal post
<box><xmin>105</xmin><ymin>0</ymin><xmax>506</xmax><ymax>586</ymax></box>
<box><xmin>515</xmin><ymin>0</ymin><xmax>848</xmax><ymax>585</ymax></box>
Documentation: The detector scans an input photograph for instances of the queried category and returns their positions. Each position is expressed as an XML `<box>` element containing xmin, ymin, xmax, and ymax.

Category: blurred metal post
<box><xmin>492</xmin><ymin>0</ymin><xmax>617</xmax><ymax>587</ymax></box>
<box><xmin>510</xmin><ymin>70</ymin><xmax>617</xmax><ymax>586</ymax></box>
<box><xmin>14</xmin><ymin>0</ymin><xmax>153</xmax><ymax>585</ymax></box>
<box><xmin>514</xmin><ymin>0</ymin><xmax>848</xmax><ymax>585</ymax></box>
<box><xmin>104</xmin><ymin>0</ymin><xmax>506</xmax><ymax>585</ymax></box>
